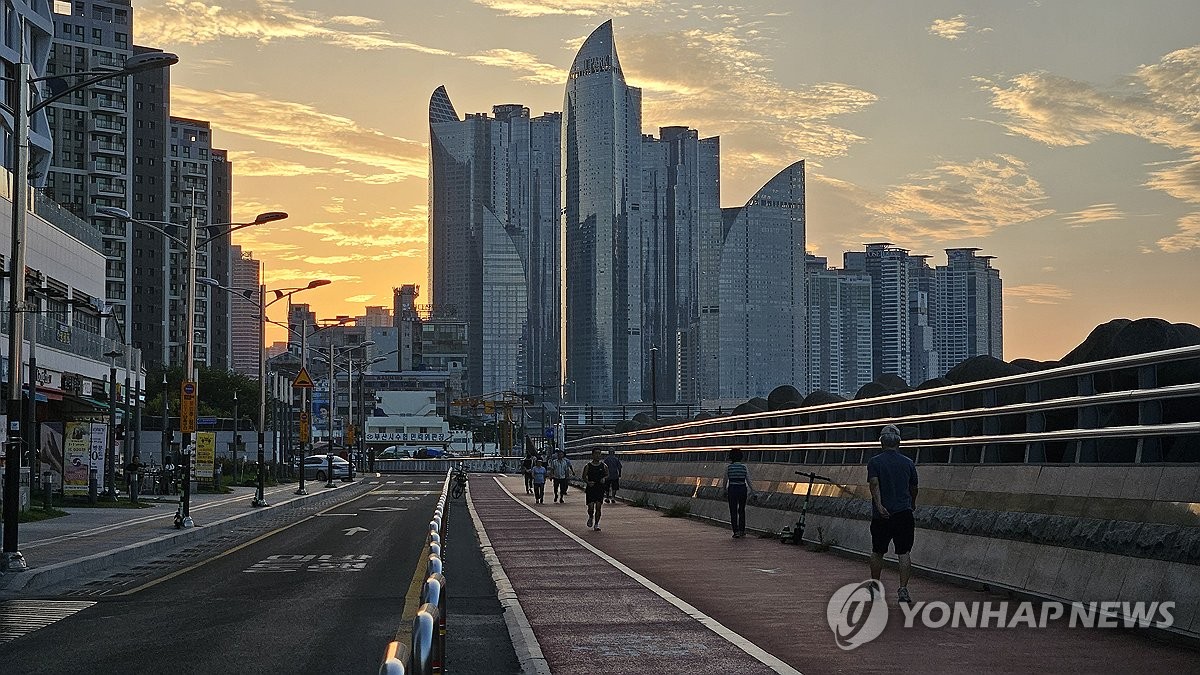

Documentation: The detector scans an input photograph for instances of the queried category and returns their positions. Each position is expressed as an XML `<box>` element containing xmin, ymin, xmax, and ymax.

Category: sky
<box><xmin>133</xmin><ymin>0</ymin><xmax>1200</xmax><ymax>362</ymax></box>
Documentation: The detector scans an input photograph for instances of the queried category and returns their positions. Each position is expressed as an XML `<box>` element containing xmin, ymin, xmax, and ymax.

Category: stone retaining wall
<box><xmin>616</xmin><ymin>460</ymin><xmax>1200</xmax><ymax>639</ymax></box>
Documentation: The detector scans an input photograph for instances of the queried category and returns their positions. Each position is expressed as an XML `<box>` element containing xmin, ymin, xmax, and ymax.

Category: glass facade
<box><xmin>428</xmin><ymin>87</ymin><xmax>561</xmax><ymax>396</ymax></box>
<box><xmin>640</xmin><ymin>127</ymin><xmax>720</xmax><ymax>404</ymax></box>
<box><xmin>563</xmin><ymin>20</ymin><xmax>643</xmax><ymax>404</ymax></box>
<box><xmin>717</xmin><ymin>161</ymin><xmax>807</xmax><ymax>400</ymax></box>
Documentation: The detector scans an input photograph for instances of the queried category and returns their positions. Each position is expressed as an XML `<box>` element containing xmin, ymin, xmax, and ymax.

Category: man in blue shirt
<box><xmin>867</xmin><ymin>424</ymin><xmax>919</xmax><ymax>603</ymax></box>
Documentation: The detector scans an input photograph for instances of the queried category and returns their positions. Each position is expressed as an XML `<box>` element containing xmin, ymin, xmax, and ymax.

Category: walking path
<box><xmin>470</xmin><ymin>475</ymin><xmax>1197</xmax><ymax>674</ymax></box>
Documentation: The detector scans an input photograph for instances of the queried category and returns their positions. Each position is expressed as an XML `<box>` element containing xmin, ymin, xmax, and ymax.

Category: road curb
<box><xmin>0</xmin><ymin>481</ymin><xmax>370</xmax><ymax>595</ymax></box>
<box><xmin>465</xmin><ymin>485</ymin><xmax>550</xmax><ymax>675</ymax></box>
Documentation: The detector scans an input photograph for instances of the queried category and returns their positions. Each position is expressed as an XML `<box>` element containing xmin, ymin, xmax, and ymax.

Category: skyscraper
<box><xmin>935</xmin><ymin>248</ymin><xmax>1003</xmax><ymax>373</ymax></box>
<box><xmin>428</xmin><ymin>88</ymin><xmax>561</xmax><ymax>396</ymax></box>
<box><xmin>564</xmin><ymin>20</ymin><xmax>644</xmax><ymax>404</ymax></box>
<box><xmin>806</xmin><ymin>255</ymin><xmax>873</xmax><ymax>398</ymax></box>
<box><xmin>230</xmin><ymin>245</ymin><xmax>261</xmax><ymax>376</ymax></box>
<box><xmin>717</xmin><ymin>161</ymin><xmax>807</xmax><ymax>400</ymax></box>
<box><xmin>845</xmin><ymin>243</ymin><xmax>912</xmax><ymax>384</ymax></box>
<box><xmin>641</xmin><ymin>127</ymin><xmax>720</xmax><ymax>404</ymax></box>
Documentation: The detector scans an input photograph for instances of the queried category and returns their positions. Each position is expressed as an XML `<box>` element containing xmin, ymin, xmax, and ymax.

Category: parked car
<box><xmin>376</xmin><ymin>446</ymin><xmax>412</xmax><ymax>460</ymax></box>
<box><xmin>414</xmin><ymin>446</ymin><xmax>446</xmax><ymax>459</ymax></box>
<box><xmin>302</xmin><ymin>454</ymin><xmax>351</xmax><ymax>482</ymax></box>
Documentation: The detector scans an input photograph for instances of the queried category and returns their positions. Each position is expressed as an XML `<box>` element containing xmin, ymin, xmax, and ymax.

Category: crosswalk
<box><xmin>0</xmin><ymin>600</ymin><xmax>95</xmax><ymax>644</ymax></box>
<box><xmin>384</xmin><ymin>480</ymin><xmax>436</xmax><ymax>484</ymax></box>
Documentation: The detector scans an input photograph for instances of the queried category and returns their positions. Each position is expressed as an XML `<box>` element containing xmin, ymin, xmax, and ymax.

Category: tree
<box><xmin>145</xmin><ymin>365</ymin><xmax>261</xmax><ymax>424</ymax></box>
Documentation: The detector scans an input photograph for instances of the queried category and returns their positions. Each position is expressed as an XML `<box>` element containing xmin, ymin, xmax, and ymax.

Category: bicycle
<box><xmin>450</xmin><ymin>469</ymin><xmax>468</xmax><ymax>499</ymax></box>
<box><xmin>779</xmin><ymin>470</ymin><xmax>832</xmax><ymax>545</ymax></box>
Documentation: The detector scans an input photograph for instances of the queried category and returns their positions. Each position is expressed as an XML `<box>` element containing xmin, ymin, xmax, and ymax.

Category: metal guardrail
<box><xmin>567</xmin><ymin>345</ymin><xmax>1200</xmax><ymax>465</ymax></box>
<box><xmin>381</xmin><ymin>469</ymin><xmax>457</xmax><ymax>675</ymax></box>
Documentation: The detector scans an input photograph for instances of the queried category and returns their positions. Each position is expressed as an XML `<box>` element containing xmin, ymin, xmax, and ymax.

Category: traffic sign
<box><xmin>346</xmin><ymin>424</ymin><xmax>355</xmax><ymax>445</ymax></box>
<box><xmin>180</xmin><ymin>379</ymin><xmax>198</xmax><ymax>434</ymax></box>
<box><xmin>299</xmin><ymin>410</ymin><xmax>310</xmax><ymax>444</ymax></box>
<box><xmin>293</xmin><ymin>367</ymin><xmax>314</xmax><ymax>389</ymax></box>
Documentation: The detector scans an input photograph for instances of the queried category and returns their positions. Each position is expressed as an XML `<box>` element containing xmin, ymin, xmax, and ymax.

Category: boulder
<box><xmin>802</xmin><ymin>389</ymin><xmax>846</xmax><ymax>406</ymax></box>
<box><xmin>767</xmin><ymin>385</ymin><xmax>804</xmax><ymax>411</ymax></box>
<box><xmin>944</xmin><ymin>355</ymin><xmax>1027</xmax><ymax>384</ymax></box>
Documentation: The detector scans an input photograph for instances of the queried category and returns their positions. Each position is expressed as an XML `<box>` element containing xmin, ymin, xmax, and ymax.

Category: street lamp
<box><xmin>314</xmin><ymin>341</ymin><xmax>374</xmax><ymax>487</ymax></box>
<box><xmin>649</xmin><ymin>346</ymin><xmax>659</xmax><ymax>420</ymax></box>
<box><xmin>100</xmin><ymin>209</ymin><xmax>285</xmax><ymax>522</ymax></box>
<box><xmin>2</xmin><ymin>49</ymin><xmax>177</xmax><ymax>572</ymax></box>
<box><xmin>232</xmin><ymin>389</ymin><xmax>239</xmax><ymax>482</ymax></box>
<box><xmin>199</xmin><ymin>276</ymin><xmax>327</xmax><ymax>506</ymax></box>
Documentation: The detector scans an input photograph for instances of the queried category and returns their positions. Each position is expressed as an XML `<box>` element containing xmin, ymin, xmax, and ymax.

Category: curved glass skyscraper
<box><xmin>428</xmin><ymin>86</ymin><xmax>561</xmax><ymax>396</ymax></box>
<box><xmin>717</xmin><ymin>161</ymin><xmax>807</xmax><ymax>399</ymax></box>
<box><xmin>564</xmin><ymin>21</ymin><xmax>644</xmax><ymax>404</ymax></box>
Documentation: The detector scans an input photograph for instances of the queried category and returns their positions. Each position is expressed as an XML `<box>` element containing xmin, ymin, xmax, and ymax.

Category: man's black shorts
<box><xmin>870</xmin><ymin>509</ymin><xmax>915</xmax><ymax>555</ymax></box>
<box><xmin>607</xmin><ymin>479</ymin><xmax>620</xmax><ymax>493</ymax></box>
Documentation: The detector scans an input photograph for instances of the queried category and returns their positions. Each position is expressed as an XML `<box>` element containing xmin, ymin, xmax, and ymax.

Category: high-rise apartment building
<box><xmin>845</xmin><ymin>243</ymin><xmax>912</xmax><ymax>384</ymax></box>
<box><xmin>717</xmin><ymin>161</ymin><xmax>807</xmax><ymax>400</ymax></box>
<box><xmin>909</xmin><ymin>254</ymin><xmax>938</xmax><ymax>384</ymax></box>
<box><xmin>46</xmin><ymin>0</ymin><xmax>135</xmax><ymax>341</ymax></box>
<box><xmin>230</xmin><ymin>245</ymin><xmax>261</xmax><ymax>376</ymax></box>
<box><xmin>167</xmin><ymin>117</ymin><xmax>231</xmax><ymax>369</ymax></box>
<box><xmin>935</xmin><ymin>248</ymin><xmax>1003</xmax><ymax>373</ymax></box>
<box><xmin>640</xmin><ymin>126</ymin><xmax>720</xmax><ymax>404</ymax></box>
<box><xmin>806</xmin><ymin>255</ymin><xmax>873</xmax><ymax>398</ymax></box>
<box><xmin>563</xmin><ymin>20</ymin><xmax>643</xmax><ymax>404</ymax></box>
<box><xmin>358</xmin><ymin>306</ymin><xmax>392</xmax><ymax>328</ymax></box>
<box><xmin>428</xmin><ymin>88</ymin><xmax>560</xmax><ymax>397</ymax></box>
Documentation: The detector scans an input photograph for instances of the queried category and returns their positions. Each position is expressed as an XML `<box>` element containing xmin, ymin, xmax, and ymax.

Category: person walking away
<box><xmin>583</xmin><ymin>449</ymin><xmax>609</xmax><ymax>531</ymax></box>
<box><xmin>724</xmin><ymin>449</ymin><xmax>754</xmax><ymax>538</ymax></box>
<box><xmin>603</xmin><ymin>449</ymin><xmax>623</xmax><ymax>503</ymax></box>
<box><xmin>531</xmin><ymin>459</ymin><xmax>548</xmax><ymax>504</ymax></box>
<box><xmin>868</xmin><ymin>424</ymin><xmax>919</xmax><ymax>604</ymax></box>
<box><xmin>522</xmin><ymin>453</ymin><xmax>535</xmax><ymax>494</ymax></box>
<box><xmin>126</xmin><ymin>455</ymin><xmax>145</xmax><ymax>504</ymax></box>
<box><xmin>549</xmin><ymin>450</ymin><xmax>574</xmax><ymax>503</ymax></box>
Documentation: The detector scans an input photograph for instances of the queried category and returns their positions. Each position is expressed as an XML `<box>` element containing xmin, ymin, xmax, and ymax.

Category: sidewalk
<box><xmin>469</xmin><ymin>475</ymin><xmax>1197</xmax><ymax>674</ymax></box>
<box><xmin>0</xmin><ymin>480</ymin><xmax>371</xmax><ymax>595</ymax></box>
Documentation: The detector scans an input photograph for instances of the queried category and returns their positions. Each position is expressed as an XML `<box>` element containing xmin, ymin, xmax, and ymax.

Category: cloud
<box><xmin>172</xmin><ymin>87</ymin><xmax>427</xmax><ymax>180</ymax></box>
<box><xmin>1061</xmin><ymin>203</ymin><xmax>1125</xmax><ymax>226</ymax></box>
<box><xmin>870</xmin><ymin>155</ymin><xmax>1054</xmax><ymax>240</ymax></box>
<box><xmin>622</xmin><ymin>24</ymin><xmax>877</xmax><ymax>168</ymax></box>
<box><xmin>982</xmin><ymin>45</ymin><xmax>1200</xmax><ymax>251</ymax></box>
<box><xmin>929</xmin><ymin>15</ymin><xmax>970</xmax><ymax>40</ymax></box>
<box><xmin>471</xmin><ymin>0</ymin><xmax>658</xmax><ymax>17</ymax></box>
<box><xmin>1156</xmin><ymin>212</ymin><xmax>1200</xmax><ymax>252</ymax></box>
<box><xmin>1006</xmin><ymin>283</ymin><xmax>1074</xmax><ymax>305</ymax></box>
<box><xmin>262</xmin><ymin>267</ymin><xmax>360</xmax><ymax>284</ymax></box>
<box><xmin>345</xmin><ymin>294</ymin><xmax>376</xmax><ymax>303</ymax></box>
<box><xmin>225</xmin><ymin>151</ymin><xmax>327</xmax><ymax>178</ymax></box>
<box><xmin>291</xmin><ymin>207</ymin><xmax>428</xmax><ymax>252</ymax></box>
<box><xmin>136</xmin><ymin>0</ymin><xmax>450</xmax><ymax>55</ymax></box>
<box><xmin>464</xmin><ymin>49</ymin><xmax>565</xmax><ymax>85</ymax></box>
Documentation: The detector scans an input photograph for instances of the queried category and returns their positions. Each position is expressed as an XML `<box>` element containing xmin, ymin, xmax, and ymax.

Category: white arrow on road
<box><xmin>343</xmin><ymin>527</ymin><xmax>370</xmax><ymax>536</ymax></box>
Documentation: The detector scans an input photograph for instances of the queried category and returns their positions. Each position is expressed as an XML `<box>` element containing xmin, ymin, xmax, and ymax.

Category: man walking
<box><xmin>548</xmin><ymin>450</ymin><xmax>574</xmax><ymax>503</ymax></box>
<box><xmin>603</xmin><ymin>449</ymin><xmax>622</xmax><ymax>503</ymax></box>
<box><xmin>867</xmin><ymin>424</ymin><xmax>919</xmax><ymax>604</ymax></box>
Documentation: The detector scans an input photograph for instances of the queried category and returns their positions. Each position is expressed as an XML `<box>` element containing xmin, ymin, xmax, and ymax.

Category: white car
<box><xmin>302</xmin><ymin>454</ymin><xmax>351</xmax><ymax>481</ymax></box>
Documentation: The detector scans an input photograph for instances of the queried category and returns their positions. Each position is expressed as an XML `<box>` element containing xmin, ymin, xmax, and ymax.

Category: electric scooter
<box><xmin>779</xmin><ymin>470</ymin><xmax>832</xmax><ymax>545</ymax></box>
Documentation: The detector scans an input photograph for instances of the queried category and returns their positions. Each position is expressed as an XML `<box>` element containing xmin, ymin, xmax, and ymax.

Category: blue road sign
<box><xmin>198</xmin><ymin>416</ymin><xmax>217</xmax><ymax>427</ymax></box>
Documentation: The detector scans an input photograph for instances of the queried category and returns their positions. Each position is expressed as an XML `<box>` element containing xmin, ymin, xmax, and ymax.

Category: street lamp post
<box><xmin>650</xmin><ymin>346</ymin><xmax>659</xmax><ymax>420</ymax></box>
<box><xmin>161</xmin><ymin>372</ymin><xmax>169</xmax><ymax>471</ymax></box>
<box><xmin>2</xmin><ymin>49</ymin><xmax>178</xmax><ymax>573</ymax></box>
<box><xmin>102</xmin><ymin>350</ymin><xmax>122</xmax><ymax>499</ymax></box>
<box><xmin>317</xmin><ymin>341</ymin><xmax>374</xmax><ymax>488</ymax></box>
<box><xmin>232</xmin><ymin>389</ymin><xmax>239</xmax><ymax>482</ymax></box>
<box><xmin>197</xmin><ymin>276</ymin><xmax>327</xmax><ymax>505</ymax></box>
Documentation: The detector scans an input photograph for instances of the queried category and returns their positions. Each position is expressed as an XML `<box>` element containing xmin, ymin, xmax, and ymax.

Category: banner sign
<box><xmin>63</xmin><ymin>421</ymin><xmax>91</xmax><ymax>494</ymax></box>
<box><xmin>364</xmin><ymin>432</ymin><xmax>452</xmax><ymax>443</ymax></box>
<box><xmin>195</xmin><ymin>432</ymin><xmax>215</xmax><ymax>479</ymax></box>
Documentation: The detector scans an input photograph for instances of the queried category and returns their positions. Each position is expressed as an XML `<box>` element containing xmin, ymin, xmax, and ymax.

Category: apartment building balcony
<box><xmin>87</xmin><ymin>115</ymin><xmax>126</xmax><ymax>134</ymax></box>
<box><xmin>93</xmin><ymin>178</ymin><xmax>126</xmax><ymax>197</ymax></box>
<box><xmin>91</xmin><ymin>52</ymin><xmax>124</xmax><ymax>70</ymax></box>
<box><xmin>90</xmin><ymin>97</ymin><xmax>126</xmax><ymax>113</ymax></box>
<box><xmin>90</xmin><ymin>139</ymin><xmax>126</xmax><ymax>155</ymax></box>
<box><xmin>87</xmin><ymin>159</ymin><xmax>124</xmax><ymax>176</ymax></box>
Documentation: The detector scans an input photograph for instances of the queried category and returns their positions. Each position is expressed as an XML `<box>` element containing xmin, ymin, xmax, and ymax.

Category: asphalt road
<box><xmin>1</xmin><ymin>477</ymin><xmax>443</xmax><ymax>675</ymax></box>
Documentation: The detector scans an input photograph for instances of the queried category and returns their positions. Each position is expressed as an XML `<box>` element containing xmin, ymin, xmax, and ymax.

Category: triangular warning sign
<box><xmin>293</xmin><ymin>367</ymin><xmax>315</xmax><ymax>389</ymax></box>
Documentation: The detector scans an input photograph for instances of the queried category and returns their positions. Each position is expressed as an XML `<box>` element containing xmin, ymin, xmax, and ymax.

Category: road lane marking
<box><xmin>491</xmin><ymin>478</ymin><xmax>802</xmax><ymax>675</ymax></box>
<box><xmin>343</xmin><ymin>527</ymin><xmax>369</xmax><ymax>536</ymax></box>
<box><xmin>361</xmin><ymin>506</ymin><xmax>408</xmax><ymax>512</ymax></box>
<box><xmin>114</xmin><ymin>485</ymin><xmax>389</xmax><ymax>596</ymax></box>
<box><xmin>0</xmin><ymin>600</ymin><xmax>96</xmax><ymax>644</ymax></box>
<box><xmin>315</xmin><ymin>513</ymin><xmax>358</xmax><ymax>516</ymax></box>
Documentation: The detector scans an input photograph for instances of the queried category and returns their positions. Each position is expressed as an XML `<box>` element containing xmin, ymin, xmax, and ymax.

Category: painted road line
<box><xmin>492</xmin><ymin>478</ymin><xmax>802</xmax><ymax>675</ymax></box>
<box><xmin>0</xmin><ymin>600</ymin><xmax>96</xmax><ymax>644</ymax></box>
<box><xmin>114</xmin><ymin>485</ymin><xmax>389</xmax><ymax>596</ymax></box>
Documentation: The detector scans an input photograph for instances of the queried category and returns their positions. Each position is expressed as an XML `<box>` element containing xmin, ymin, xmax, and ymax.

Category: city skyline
<box><xmin>133</xmin><ymin>1</ymin><xmax>1200</xmax><ymax>362</ymax></box>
